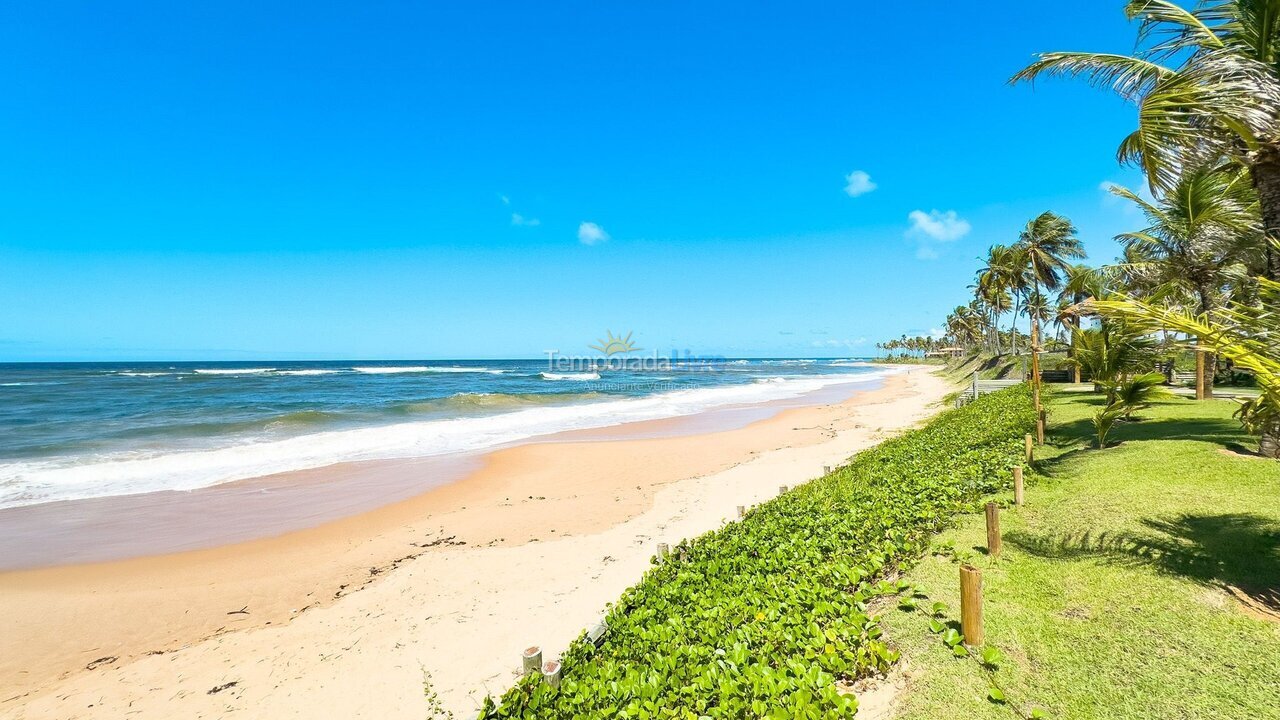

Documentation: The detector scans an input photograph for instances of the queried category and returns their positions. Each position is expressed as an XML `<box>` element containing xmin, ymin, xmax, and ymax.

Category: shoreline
<box><xmin>0</xmin><ymin>370</ymin><xmax>889</xmax><ymax>570</ymax></box>
<box><xmin>0</xmin><ymin>367</ymin><xmax>951</xmax><ymax>719</ymax></box>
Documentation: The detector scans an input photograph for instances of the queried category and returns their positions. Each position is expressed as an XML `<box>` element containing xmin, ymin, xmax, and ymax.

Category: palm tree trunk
<box><xmin>1261</xmin><ymin>417</ymin><xmax>1280</xmax><ymax>460</ymax></box>
<box><xmin>1010</xmin><ymin>298</ymin><xmax>1020</xmax><ymax>356</ymax></box>
<box><xmin>1029</xmin><ymin>271</ymin><xmax>1043</xmax><ymax>412</ymax></box>
<box><xmin>1250</xmin><ymin>146</ymin><xmax>1280</xmax><ymax>282</ymax></box>
<box><xmin>1196</xmin><ymin>287</ymin><xmax>1216</xmax><ymax>399</ymax></box>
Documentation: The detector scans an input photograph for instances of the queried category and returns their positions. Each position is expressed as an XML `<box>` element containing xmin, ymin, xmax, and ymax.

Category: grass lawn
<box><xmin>880</xmin><ymin>390</ymin><xmax>1280</xmax><ymax>720</ymax></box>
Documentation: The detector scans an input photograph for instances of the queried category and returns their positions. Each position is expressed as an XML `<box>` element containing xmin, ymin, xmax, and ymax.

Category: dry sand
<box><xmin>0</xmin><ymin>367</ymin><xmax>951</xmax><ymax>719</ymax></box>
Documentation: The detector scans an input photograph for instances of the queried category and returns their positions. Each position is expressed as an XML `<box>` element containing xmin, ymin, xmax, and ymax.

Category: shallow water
<box><xmin>0</xmin><ymin>358</ymin><xmax>884</xmax><ymax>508</ymax></box>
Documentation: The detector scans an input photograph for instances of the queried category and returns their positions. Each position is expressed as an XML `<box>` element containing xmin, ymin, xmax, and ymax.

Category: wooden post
<box><xmin>1037</xmin><ymin>408</ymin><xmax>1046</xmax><ymax>446</ymax></box>
<box><xmin>972</xmin><ymin>370</ymin><xmax>979</xmax><ymax>400</ymax></box>
<box><xmin>960</xmin><ymin>565</ymin><xmax>984</xmax><ymax>646</ymax></box>
<box><xmin>1195</xmin><ymin>347</ymin><xmax>1207</xmax><ymax>400</ymax></box>
<box><xmin>1013</xmin><ymin>466</ymin><xmax>1024</xmax><ymax>507</ymax></box>
<box><xmin>736</xmin><ymin>505</ymin><xmax>745</xmax><ymax>519</ymax></box>
<box><xmin>823</xmin><ymin>465</ymin><xmax>831</xmax><ymax>475</ymax></box>
<box><xmin>542</xmin><ymin>660</ymin><xmax>562</xmax><ymax>688</ymax></box>
<box><xmin>1024</xmin><ymin>434</ymin><xmax>1034</xmax><ymax>462</ymax></box>
<box><xmin>778</xmin><ymin>485</ymin><xmax>788</xmax><ymax>494</ymax></box>
<box><xmin>985</xmin><ymin>502</ymin><xmax>1001</xmax><ymax>558</ymax></box>
<box><xmin>522</xmin><ymin>646</ymin><xmax>543</xmax><ymax>676</ymax></box>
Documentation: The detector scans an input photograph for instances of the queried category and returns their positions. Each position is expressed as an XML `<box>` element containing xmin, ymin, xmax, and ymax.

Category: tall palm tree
<box><xmin>1058</xmin><ymin>264</ymin><xmax>1111</xmax><ymax>382</ymax></box>
<box><xmin>976</xmin><ymin>244</ymin><xmax>1027</xmax><ymax>355</ymax></box>
<box><xmin>1016</xmin><ymin>212</ymin><xmax>1087</xmax><ymax>410</ymax></box>
<box><xmin>1012</xmin><ymin>0</ymin><xmax>1280</xmax><ymax>280</ymax></box>
<box><xmin>1111</xmin><ymin>166</ymin><xmax>1262</xmax><ymax>394</ymax></box>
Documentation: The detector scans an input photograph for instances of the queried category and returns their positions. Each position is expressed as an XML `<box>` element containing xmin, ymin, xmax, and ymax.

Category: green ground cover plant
<box><xmin>480</xmin><ymin>386</ymin><xmax>1036</xmax><ymax>719</ymax></box>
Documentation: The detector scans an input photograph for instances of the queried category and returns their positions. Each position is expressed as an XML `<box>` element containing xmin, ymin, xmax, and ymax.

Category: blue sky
<box><xmin>0</xmin><ymin>3</ymin><xmax>1152</xmax><ymax>360</ymax></box>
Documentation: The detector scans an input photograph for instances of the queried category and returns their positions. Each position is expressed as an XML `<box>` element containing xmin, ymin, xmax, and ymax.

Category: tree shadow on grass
<box><xmin>1007</xmin><ymin>513</ymin><xmax>1280</xmax><ymax>619</ymax></box>
<box><xmin>1053</xmin><ymin>416</ymin><xmax>1245</xmax><ymax>448</ymax></box>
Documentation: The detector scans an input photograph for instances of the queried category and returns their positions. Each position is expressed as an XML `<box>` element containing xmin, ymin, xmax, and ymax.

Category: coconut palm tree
<box><xmin>1058</xmin><ymin>264</ymin><xmax>1113</xmax><ymax>382</ymax></box>
<box><xmin>1011</xmin><ymin>0</ymin><xmax>1280</xmax><ymax>281</ymax></box>
<box><xmin>1096</xmin><ymin>274</ymin><xmax>1280</xmax><ymax>458</ymax></box>
<box><xmin>1110</xmin><ymin>166</ymin><xmax>1263</xmax><ymax>394</ymax></box>
<box><xmin>976</xmin><ymin>244</ymin><xmax>1028</xmax><ymax>356</ymax></box>
<box><xmin>1016</xmin><ymin>212</ymin><xmax>1087</xmax><ymax>410</ymax></box>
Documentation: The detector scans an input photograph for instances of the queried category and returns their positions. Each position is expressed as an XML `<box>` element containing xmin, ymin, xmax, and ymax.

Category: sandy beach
<box><xmin>0</xmin><ymin>367</ymin><xmax>951</xmax><ymax>719</ymax></box>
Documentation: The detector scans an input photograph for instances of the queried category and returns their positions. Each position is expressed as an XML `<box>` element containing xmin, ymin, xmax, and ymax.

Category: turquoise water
<box><xmin>0</xmin><ymin>359</ymin><xmax>886</xmax><ymax>508</ymax></box>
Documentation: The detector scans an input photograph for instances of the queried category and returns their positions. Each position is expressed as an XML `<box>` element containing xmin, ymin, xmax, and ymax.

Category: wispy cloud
<box><xmin>843</xmin><ymin>170</ymin><xmax>877</xmax><ymax>197</ymax></box>
<box><xmin>810</xmin><ymin>337</ymin><xmax>867</xmax><ymax>349</ymax></box>
<box><xmin>500</xmin><ymin>194</ymin><xmax>511</xmax><ymax>205</ymax></box>
<box><xmin>905</xmin><ymin>209</ymin><xmax>970</xmax><ymax>260</ymax></box>
<box><xmin>578</xmin><ymin>221</ymin><xmax>610</xmax><ymax>245</ymax></box>
<box><xmin>511</xmin><ymin>213</ymin><xmax>540</xmax><ymax>227</ymax></box>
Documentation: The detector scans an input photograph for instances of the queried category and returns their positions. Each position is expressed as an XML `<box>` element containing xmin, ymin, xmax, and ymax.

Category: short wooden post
<box><xmin>736</xmin><ymin>505</ymin><xmax>745</xmax><ymax>518</ymax></box>
<box><xmin>960</xmin><ymin>565</ymin><xmax>984</xmax><ymax>646</ymax></box>
<box><xmin>985</xmin><ymin>502</ymin><xmax>1001</xmax><ymax>558</ymax></box>
<box><xmin>1012</xmin><ymin>466</ymin><xmax>1024</xmax><ymax>507</ymax></box>
<box><xmin>823</xmin><ymin>465</ymin><xmax>831</xmax><ymax>475</ymax></box>
<box><xmin>972</xmin><ymin>370</ymin><xmax>979</xmax><ymax>399</ymax></box>
<box><xmin>542</xmin><ymin>660</ymin><xmax>562</xmax><ymax>688</ymax></box>
<box><xmin>522</xmin><ymin>646</ymin><xmax>543</xmax><ymax>676</ymax></box>
<box><xmin>1037</xmin><ymin>409</ymin><xmax>1046</xmax><ymax>445</ymax></box>
<box><xmin>778</xmin><ymin>485</ymin><xmax>788</xmax><ymax>494</ymax></box>
<box><xmin>1024</xmin><ymin>434</ymin><xmax>1034</xmax><ymax>462</ymax></box>
<box><xmin>656</xmin><ymin>542</ymin><xmax>669</xmax><ymax>561</ymax></box>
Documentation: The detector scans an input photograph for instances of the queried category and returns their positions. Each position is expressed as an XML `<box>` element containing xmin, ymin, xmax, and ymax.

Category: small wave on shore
<box><xmin>541</xmin><ymin>372</ymin><xmax>601</xmax><ymax>381</ymax></box>
<box><xmin>193</xmin><ymin>368</ymin><xmax>276</xmax><ymax>375</ymax></box>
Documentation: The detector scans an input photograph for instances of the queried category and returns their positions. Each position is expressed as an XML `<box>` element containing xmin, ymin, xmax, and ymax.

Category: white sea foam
<box><xmin>117</xmin><ymin>372</ymin><xmax>175</xmax><ymax>377</ymax></box>
<box><xmin>277</xmin><ymin>369</ymin><xmax>340</xmax><ymax>376</ymax></box>
<box><xmin>351</xmin><ymin>366</ymin><xmax>504</xmax><ymax>375</ymax></box>
<box><xmin>541</xmin><ymin>372</ymin><xmax>601</xmax><ymax>380</ymax></box>
<box><xmin>0</xmin><ymin>368</ymin><xmax>897</xmax><ymax>509</ymax></box>
<box><xmin>193</xmin><ymin>368</ymin><xmax>275</xmax><ymax>375</ymax></box>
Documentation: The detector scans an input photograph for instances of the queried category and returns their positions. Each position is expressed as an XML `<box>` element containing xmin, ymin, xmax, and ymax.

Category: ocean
<box><xmin>0</xmin><ymin>359</ymin><xmax>888</xmax><ymax>509</ymax></box>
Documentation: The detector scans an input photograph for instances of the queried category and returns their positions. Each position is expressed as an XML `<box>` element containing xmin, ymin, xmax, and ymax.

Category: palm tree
<box><xmin>1011</xmin><ymin>0</ymin><xmax>1280</xmax><ymax>281</ymax></box>
<box><xmin>1096</xmin><ymin>275</ymin><xmax>1280</xmax><ymax>458</ymax></box>
<box><xmin>975</xmin><ymin>245</ymin><xmax>1020</xmax><ymax>355</ymax></box>
<box><xmin>1110</xmin><ymin>166</ymin><xmax>1262</xmax><ymax>395</ymax></box>
<box><xmin>1058</xmin><ymin>264</ymin><xmax>1112</xmax><ymax>382</ymax></box>
<box><xmin>1016</xmin><ymin>212</ymin><xmax>1087</xmax><ymax>410</ymax></box>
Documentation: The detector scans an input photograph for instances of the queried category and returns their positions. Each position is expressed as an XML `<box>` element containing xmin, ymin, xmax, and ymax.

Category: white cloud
<box><xmin>810</xmin><ymin>338</ymin><xmax>868</xmax><ymax>349</ymax></box>
<box><xmin>905</xmin><ymin>209</ymin><xmax>970</xmax><ymax>260</ymax></box>
<box><xmin>511</xmin><ymin>213</ymin><xmax>540</xmax><ymax>227</ymax></box>
<box><xmin>843</xmin><ymin>170</ymin><xmax>877</xmax><ymax>197</ymax></box>
<box><xmin>929</xmin><ymin>327</ymin><xmax>946</xmax><ymax>339</ymax></box>
<box><xmin>578</xmin><ymin>221</ymin><xmax>610</xmax><ymax>245</ymax></box>
<box><xmin>906</xmin><ymin>209</ymin><xmax>970</xmax><ymax>241</ymax></box>
<box><xmin>500</xmin><ymin>194</ymin><xmax>511</xmax><ymax>205</ymax></box>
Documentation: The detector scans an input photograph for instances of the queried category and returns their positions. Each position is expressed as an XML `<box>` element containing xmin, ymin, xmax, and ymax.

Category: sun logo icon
<box><xmin>590</xmin><ymin>330</ymin><xmax>640</xmax><ymax>356</ymax></box>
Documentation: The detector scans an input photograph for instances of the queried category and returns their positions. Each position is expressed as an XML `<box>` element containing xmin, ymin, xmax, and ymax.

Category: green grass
<box><xmin>881</xmin><ymin>392</ymin><xmax>1280</xmax><ymax>720</ymax></box>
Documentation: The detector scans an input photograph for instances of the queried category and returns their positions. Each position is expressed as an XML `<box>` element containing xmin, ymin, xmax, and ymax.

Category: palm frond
<box><xmin>1011</xmin><ymin>52</ymin><xmax>1173</xmax><ymax>102</ymax></box>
